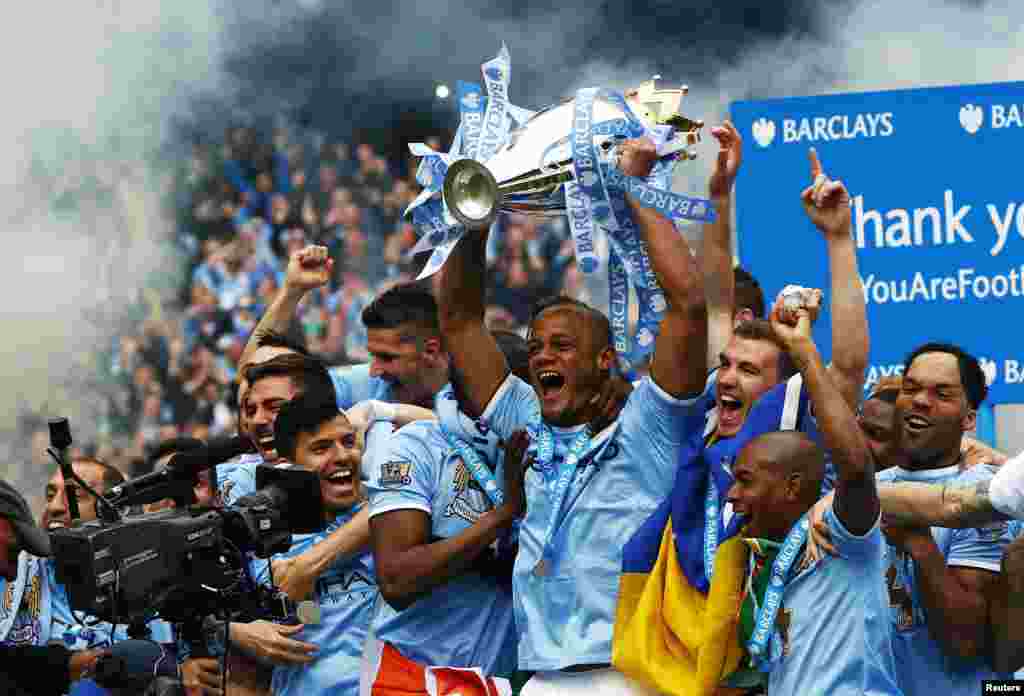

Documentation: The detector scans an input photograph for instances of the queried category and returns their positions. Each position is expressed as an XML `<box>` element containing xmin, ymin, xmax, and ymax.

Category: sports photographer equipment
<box><xmin>102</xmin><ymin>436</ymin><xmax>253</xmax><ymax>512</ymax></box>
<box><xmin>48</xmin><ymin>417</ymin><xmax>80</xmax><ymax>522</ymax></box>
<box><xmin>51</xmin><ymin>463</ymin><xmax>324</xmax><ymax>626</ymax></box>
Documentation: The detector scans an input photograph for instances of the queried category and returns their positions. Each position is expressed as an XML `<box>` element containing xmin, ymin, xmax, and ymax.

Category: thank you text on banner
<box><xmin>732</xmin><ymin>81</ymin><xmax>1024</xmax><ymax>404</ymax></box>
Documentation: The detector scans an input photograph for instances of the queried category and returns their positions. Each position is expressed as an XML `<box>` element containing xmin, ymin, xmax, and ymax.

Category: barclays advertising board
<box><xmin>731</xmin><ymin>82</ymin><xmax>1024</xmax><ymax>404</ymax></box>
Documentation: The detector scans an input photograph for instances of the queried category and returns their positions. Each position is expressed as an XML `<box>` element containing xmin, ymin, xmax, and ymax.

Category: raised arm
<box><xmin>800</xmin><ymin>150</ymin><xmax>869</xmax><ymax>409</ymax></box>
<box><xmin>238</xmin><ymin>245</ymin><xmax>334</xmax><ymax>369</ymax></box>
<box><xmin>437</xmin><ymin>229</ymin><xmax>508</xmax><ymax>417</ymax></box>
<box><xmin>270</xmin><ymin>506</ymin><xmax>371</xmax><ymax>601</ymax></box>
<box><xmin>620</xmin><ymin>139</ymin><xmax>707</xmax><ymax>399</ymax></box>
<box><xmin>699</xmin><ymin>122</ymin><xmax>742</xmax><ymax>370</ymax></box>
<box><xmin>770</xmin><ymin>295</ymin><xmax>878</xmax><ymax>535</ymax></box>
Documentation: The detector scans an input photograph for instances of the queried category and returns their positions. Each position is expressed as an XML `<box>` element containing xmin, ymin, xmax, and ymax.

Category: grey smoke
<box><xmin>2</xmin><ymin>0</ymin><xmax>1020</xmax><ymax>470</ymax></box>
<box><xmin>0</xmin><ymin>0</ymin><xmax>226</xmax><ymax>461</ymax></box>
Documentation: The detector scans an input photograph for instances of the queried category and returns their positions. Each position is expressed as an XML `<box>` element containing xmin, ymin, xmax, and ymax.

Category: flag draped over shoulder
<box><xmin>613</xmin><ymin>374</ymin><xmax>812</xmax><ymax>696</ymax></box>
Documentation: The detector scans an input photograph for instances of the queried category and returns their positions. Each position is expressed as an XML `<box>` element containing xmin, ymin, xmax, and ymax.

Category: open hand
<box><xmin>805</xmin><ymin>491</ymin><xmax>837</xmax><ymax>565</ymax></box>
<box><xmin>800</xmin><ymin>148</ymin><xmax>852</xmax><ymax>239</ymax></box>
<box><xmin>231</xmin><ymin>620</ymin><xmax>318</xmax><ymax>666</ymax></box>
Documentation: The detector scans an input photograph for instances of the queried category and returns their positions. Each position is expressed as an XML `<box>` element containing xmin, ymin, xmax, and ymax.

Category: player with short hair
<box><xmin>437</xmin><ymin>137</ymin><xmax>708</xmax><ymax>695</ymax></box>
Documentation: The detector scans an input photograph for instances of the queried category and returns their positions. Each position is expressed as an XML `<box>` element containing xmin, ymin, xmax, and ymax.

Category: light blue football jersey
<box><xmin>876</xmin><ymin>463</ymin><xmax>1013</xmax><ymax>696</ymax></box>
<box><xmin>216</xmin><ymin>452</ymin><xmax>263</xmax><ymax>506</ymax></box>
<box><xmin>480</xmin><ymin>373</ymin><xmax>702</xmax><ymax>671</ymax></box>
<box><xmin>365</xmin><ymin>383</ymin><xmax>516</xmax><ymax>675</ymax></box>
<box><xmin>764</xmin><ymin>505</ymin><xmax>903</xmax><ymax>696</ymax></box>
<box><xmin>265</xmin><ymin>423</ymin><xmax>393</xmax><ymax>696</ymax></box>
<box><xmin>329</xmin><ymin>363</ymin><xmax>392</xmax><ymax>410</ymax></box>
<box><xmin>266</xmin><ymin>503</ymin><xmax>378</xmax><ymax>696</ymax></box>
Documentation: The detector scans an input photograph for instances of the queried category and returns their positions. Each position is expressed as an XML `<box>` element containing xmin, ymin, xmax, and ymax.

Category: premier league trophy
<box><xmin>406</xmin><ymin>44</ymin><xmax>713</xmax><ymax>371</ymax></box>
<box><xmin>441</xmin><ymin>78</ymin><xmax>705</xmax><ymax>230</ymax></box>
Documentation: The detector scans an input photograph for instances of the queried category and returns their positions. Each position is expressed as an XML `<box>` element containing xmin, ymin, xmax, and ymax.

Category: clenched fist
<box><xmin>284</xmin><ymin>245</ymin><xmax>334</xmax><ymax>296</ymax></box>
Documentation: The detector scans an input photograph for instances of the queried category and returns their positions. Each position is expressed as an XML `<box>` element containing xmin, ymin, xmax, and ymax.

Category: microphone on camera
<box><xmin>106</xmin><ymin>436</ymin><xmax>251</xmax><ymax>507</ymax></box>
<box><xmin>166</xmin><ymin>435</ymin><xmax>251</xmax><ymax>478</ymax></box>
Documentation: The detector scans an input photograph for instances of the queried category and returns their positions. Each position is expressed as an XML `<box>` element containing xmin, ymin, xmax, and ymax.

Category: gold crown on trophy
<box><xmin>624</xmin><ymin>76</ymin><xmax>704</xmax><ymax>158</ymax></box>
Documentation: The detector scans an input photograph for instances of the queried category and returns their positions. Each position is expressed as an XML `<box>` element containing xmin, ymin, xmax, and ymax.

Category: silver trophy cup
<box><xmin>441</xmin><ymin>79</ymin><xmax>704</xmax><ymax>230</ymax></box>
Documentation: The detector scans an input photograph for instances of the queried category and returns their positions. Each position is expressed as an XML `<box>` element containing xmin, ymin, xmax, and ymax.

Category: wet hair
<box><xmin>274</xmin><ymin>394</ymin><xmax>344</xmax><ymax>462</ymax></box>
<box><xmin>244</xmin><ymin>353</ymin><xmax>337</xmax><ymax>406</ymax></box>
<box><xmin>734</xmin><ymin>266</ymin><xmax>765</xmax><ymax>319</ymax></box>
<box><xmin>361</xmin><ymin>283</ymin><xmax>439</xmax><ymax>338</ymax></box>
<box><xmin>903</xmin><ymin>342</ymin><xmax>987</xmax><ymax>410</ymax></box>
<box><xmin>528</xmin><ymin>295</ymin><xmax>612</xmax><ymax>350</ymax></box>
<box><xmin>732</xmin><ymin>319</ymin><xmax>797</xmax><ymax>380</ymax></box>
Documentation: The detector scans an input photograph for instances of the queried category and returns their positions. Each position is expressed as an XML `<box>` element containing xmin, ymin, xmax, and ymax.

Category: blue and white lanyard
<box><xmin>532</xmin><ymin>424</ymin><xmax>593</xmax><ymax>570</ymax></box>
<box><xmin>440</xmin><ymin>423</ymin><xmax>503</xmax><ymax>506</ymax></box>
<box><xmin>746</xmin><ymin>515</ymin><xmax>809</xmax><ymax>669</ymax></box>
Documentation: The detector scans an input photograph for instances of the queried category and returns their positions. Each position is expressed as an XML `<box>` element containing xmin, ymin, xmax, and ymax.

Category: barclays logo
<box><xmin>959</xmin><ymin>104</ymin><xmax>984</xmax><ymax>135</ymax></box>
<box><xmin>461</xmin><ymin>92</ymin><xmax>481</xmax><ymax>111</ymax></box>
<box><xmin>978</xmin><ymin>357</ymin><xmax>998</xmax><ymax>386</ymax></box>
<box><xmin>750</xmin><ymin>112</ymin><xmax>893</xmax><ymax>147</ymax></box>
<box><xmin>752</xmin><ymin>117</ymin><xmax>776</xmax><ymax>147</ymax></box>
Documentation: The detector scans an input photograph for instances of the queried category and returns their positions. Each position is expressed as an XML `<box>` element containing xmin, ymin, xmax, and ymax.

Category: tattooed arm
<box><xmin>877</xmin><ymin>479</ymin><xmax>1010</xmax><ymax>529</ymax></box>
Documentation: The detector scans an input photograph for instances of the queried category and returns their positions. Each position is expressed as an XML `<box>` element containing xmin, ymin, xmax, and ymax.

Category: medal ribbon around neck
<box><xmin>746</xmin><ymin>514</ymin><xmax>810</xmax><ymax>669</ymax></box>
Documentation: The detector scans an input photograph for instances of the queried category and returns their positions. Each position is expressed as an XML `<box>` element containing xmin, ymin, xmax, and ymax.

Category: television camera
<box><xmin>45</xmin><ymin>418</ymin><xmax>325</xmax><ymax>655</ymax></box>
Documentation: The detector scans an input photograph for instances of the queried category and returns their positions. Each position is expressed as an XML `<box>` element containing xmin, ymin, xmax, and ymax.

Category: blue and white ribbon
<box><xmin>456</xmin><ymin>80</ymin><xmax>486</xmax><ymax>161</ymax></box>
<box><xmin>477</xmin><ymin>43</ymin><xmax>511</xmax><ymax>164</ymax></box>
<box><xmin>405</xmin><ymin>47</ymin><xmax>518</xmax><ymax>278</ymax></box>
<box><xmin>607</xmin><ymin>246</ymin><xmax>630</xmax><ymax>357</ymax></box>
<box><xmin>404</xmin><ymin>48</ymin><xmax>715</xmax><ymax>366</ymax></box>
<box><xmin>747</xmin><ymin>515</ymin><xmax>809</xmax><ymax>670</ymax></box>
<box><xmin>570</xmin><ymin>87</ymin><xmax>669</xmax><ymax>368</ymax></box>
<box><xmin>441</xmin><ymin>424</ymin><xmax>503</xmax><ymax>506</ymax></box>
<box><xmin>703</xmin><ymin>476</ymin><xmax>722</xmax><ymax>583</ymax></box>
<box><xmin>535</xmin><ymin>425</ymin><xmax>592</xmax><ymax>568</ymax></box>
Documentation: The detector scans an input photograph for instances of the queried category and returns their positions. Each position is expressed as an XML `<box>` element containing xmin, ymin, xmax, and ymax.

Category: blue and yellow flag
<box><xmin>613</xmin><ymin>374</ymin><xmax>814</xmax><ymax>696</ymax></box>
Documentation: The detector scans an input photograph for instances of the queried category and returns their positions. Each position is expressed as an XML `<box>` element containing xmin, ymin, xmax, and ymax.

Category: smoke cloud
<box><xmin>0</xmin><ymin>1</ymin><xmax>226</xmax><ymax>466</ymax></box>
<box><xmin>2</xmin><ymin>0</ymin><xmax>1020</xmax><ymax>475</ymax></box>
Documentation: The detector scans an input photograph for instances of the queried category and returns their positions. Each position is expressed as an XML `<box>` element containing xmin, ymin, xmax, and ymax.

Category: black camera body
<box><xmin>51</xmin><ymin>464</ymin><xmax>324</xmax><ymax>626</ymax></box>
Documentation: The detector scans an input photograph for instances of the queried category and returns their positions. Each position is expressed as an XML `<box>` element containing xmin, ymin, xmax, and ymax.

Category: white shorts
<box><xmin>520</xmin><ymin>668</ymin><xmax>663</xmax><ymax>696</ymax></box>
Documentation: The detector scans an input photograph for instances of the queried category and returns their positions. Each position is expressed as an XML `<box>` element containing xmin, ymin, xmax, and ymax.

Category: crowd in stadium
<box><xmin>1</xmin><ymin>113</ymin><xmax>1022</xmax><ymax>696</ymax></box>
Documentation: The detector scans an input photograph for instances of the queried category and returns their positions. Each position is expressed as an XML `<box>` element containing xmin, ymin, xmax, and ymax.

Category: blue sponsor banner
<box><xmin>732</xmin><ymin>81</ymin><xmax>1024</xmax><ymax>404</ymax></box>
